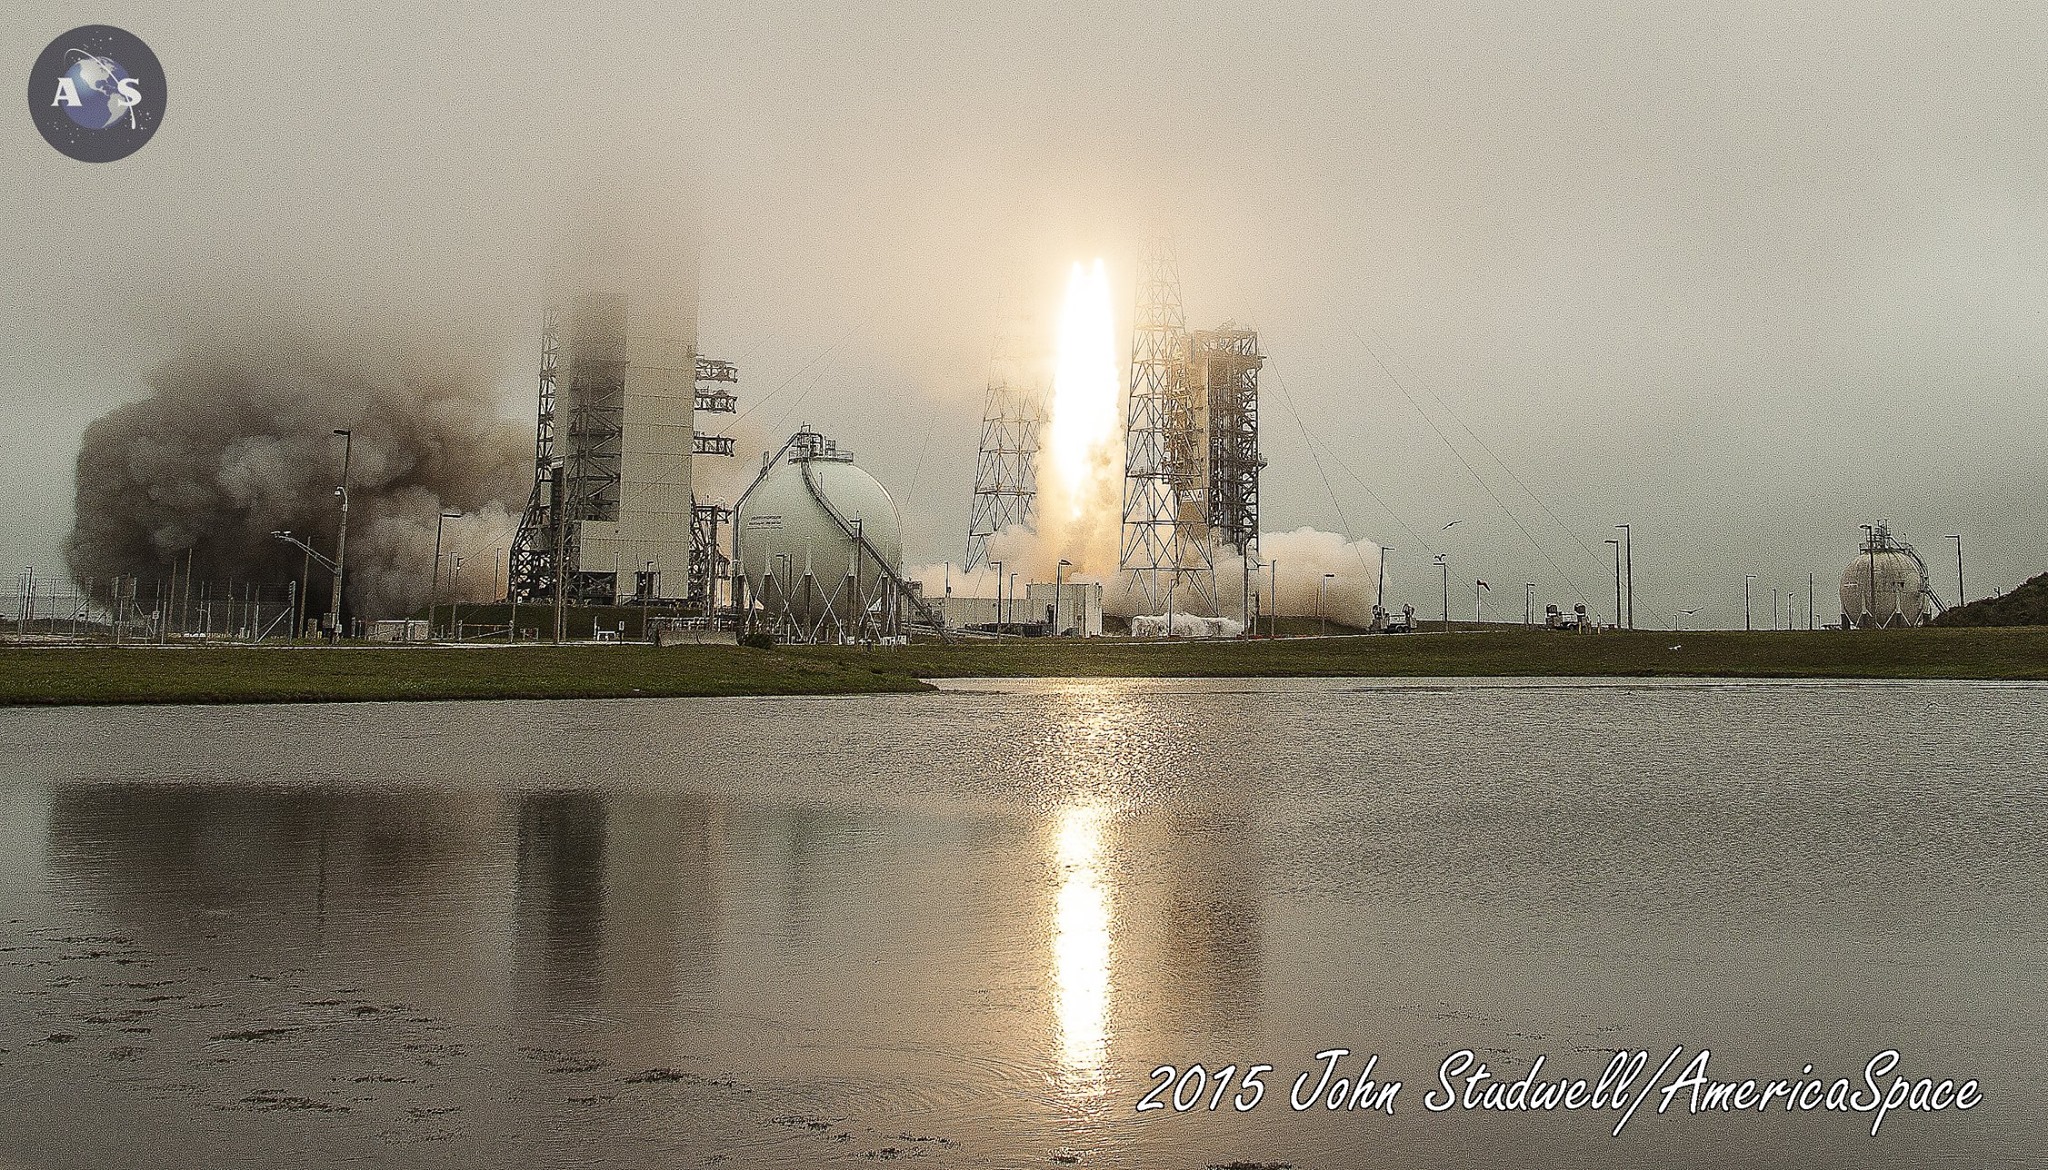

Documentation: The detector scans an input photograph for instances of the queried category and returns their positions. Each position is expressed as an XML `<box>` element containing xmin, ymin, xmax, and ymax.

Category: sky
<box><xmin>4</xmin><ymin>2</ymin><xmax>2046</xmax><ymax>628</ymax></box>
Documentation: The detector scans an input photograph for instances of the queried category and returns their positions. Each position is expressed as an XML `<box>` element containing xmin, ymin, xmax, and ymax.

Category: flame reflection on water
<box><xmin>1051</xmin><ymin>802</ymin><xmax>1112</xmax><ymax>1098</ymax></box>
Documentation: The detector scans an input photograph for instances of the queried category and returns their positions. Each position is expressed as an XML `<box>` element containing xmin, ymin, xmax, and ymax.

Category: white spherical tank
<box><xmin>1839</xmin><ymin>532</ymin><xmax>1930</xmax><ymax>628</ymax></box>
<box><xmin>737</xmin><ymin>433</ymin><xmax>903</xmax><ymax>633</ymax></box>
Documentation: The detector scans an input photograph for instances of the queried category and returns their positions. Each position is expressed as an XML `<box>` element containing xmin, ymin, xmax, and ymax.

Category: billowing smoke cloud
<box><xmin>910</xmin><ymin>524</ymin><xmax>1384</xmax><ymax>629</ymax></box>
<box><xmin>66</xmin><ymin>328</ymin><xmax>528</xmax><ymax>620</ymax></box>
<box><xmin>1216</xmin><ymin>527</ymin><xmax>1383</xmax><ymax>628</ymax></box>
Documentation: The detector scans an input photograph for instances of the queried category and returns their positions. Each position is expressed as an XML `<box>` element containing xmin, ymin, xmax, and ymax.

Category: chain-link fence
<box><xmin>3</xmin><ymin>569</ymin><xmax>306</xmax><ymax>644</ymax></box>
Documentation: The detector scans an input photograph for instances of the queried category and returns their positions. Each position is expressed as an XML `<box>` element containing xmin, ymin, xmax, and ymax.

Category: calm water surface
<box><xmin>0</xmin><ymin>678</ymin><xmax>2043</xmax><ymax>1169</ymax></box>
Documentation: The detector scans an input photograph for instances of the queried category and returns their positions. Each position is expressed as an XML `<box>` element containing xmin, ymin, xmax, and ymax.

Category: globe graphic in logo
<box><xmin>60</xmin><ymin>52</ymin><xmax>136</xmax><ymax>130</ymax></box>
<box><xmin>27</xmin><ymin>24</ymin><xmax>166</xmax><ymax>163</ymax></box>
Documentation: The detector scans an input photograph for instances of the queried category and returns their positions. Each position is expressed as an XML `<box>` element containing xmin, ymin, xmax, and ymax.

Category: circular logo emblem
<box><xmin>27</xmin><ymin>25</ymin><xmax>165</xmax><ymax>163</ymax></box>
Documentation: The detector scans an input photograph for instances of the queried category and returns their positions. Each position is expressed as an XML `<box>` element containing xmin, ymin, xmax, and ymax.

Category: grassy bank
<box><xmin>1</xmin><ymin>626</ymin><xmax>2041</xmax><ymax>708</ymax></box>
<box><xmin>800</xmin><ymin>626</ymin><xmax>2048</xmax><ymax>681</ymax></box>
<box><xmin>0</xmin><ymin>644</ymin><xmax>933</xmax><ymax>707</ymax></box>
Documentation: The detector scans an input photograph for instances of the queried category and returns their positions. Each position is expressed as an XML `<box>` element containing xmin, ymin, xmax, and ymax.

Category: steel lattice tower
<box><xmin>1120</xmin><ymin>239</ymin><xmax>1217</xmax><ymax>617</ymax></box>
<box><xmin>1190</xmin><ymin>325</ymin><xmax>1263</xmax><ymax>555</ymax></box>
<box><xmin>964</xmin><ymin>309</ymin><xmax>1043</xmax><ymax>572</ymax></box>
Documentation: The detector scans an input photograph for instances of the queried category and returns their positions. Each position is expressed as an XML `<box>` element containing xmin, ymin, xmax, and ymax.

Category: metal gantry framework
<box><xmin>1119</xmin><ymin>238</ymin><xmax>1218</xmax><ymax>617</ymax></box>
<box><xmin>509</xmin><ymin>302</ymin><xmax>739</xmax><ymax>610</ymax></box>
<box><xmin>687</xmin><ymin>500</ymin><xmax>732</xmax><ymax>616</ymax></box>
<box><xmin>964</xmin><ymin>314</ymin><xmax>1043</xmax><ymax>572</ymax></box>
<box><xmin>1190</xmin><ymin>326</ymin><xmax>1263</xmax><ymax>556</ymax></box>
<box><xmin>508</xmin><ymin>308</ymin><xmax>562</xmax><ymax>601</ymax></box>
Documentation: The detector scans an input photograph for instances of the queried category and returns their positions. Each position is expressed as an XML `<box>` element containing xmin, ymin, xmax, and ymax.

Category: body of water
<box><xmin>0</xmin><ymin>678</ymin><xmax>2041</xmax><ymax>1168</ymax></box>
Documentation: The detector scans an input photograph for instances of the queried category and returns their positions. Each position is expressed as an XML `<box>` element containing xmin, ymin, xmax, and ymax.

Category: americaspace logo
<box><xmin>28</xmin><ymin>25</ymin><xmax>166</xmax><ymax>162</ymax></box>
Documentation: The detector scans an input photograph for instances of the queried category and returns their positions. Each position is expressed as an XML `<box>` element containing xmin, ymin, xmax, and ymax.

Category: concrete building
<box><xmin>1026</xmin><ymin>580</ymin><xmax>1103</xmax><ymax>637</ymax></box>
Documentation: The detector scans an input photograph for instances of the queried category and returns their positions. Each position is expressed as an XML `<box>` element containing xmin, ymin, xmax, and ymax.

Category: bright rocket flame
<box><xmin>1047</xmin><ymin>260</ymin><xmax>1120</xmax><ymax>521</ymax></box>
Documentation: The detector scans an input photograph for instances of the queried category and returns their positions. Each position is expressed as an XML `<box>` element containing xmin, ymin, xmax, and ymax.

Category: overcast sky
<box><xmin>5</xmin><ymin>2</ymin><xmax>2045</xmax><ymax>627</ymax></box>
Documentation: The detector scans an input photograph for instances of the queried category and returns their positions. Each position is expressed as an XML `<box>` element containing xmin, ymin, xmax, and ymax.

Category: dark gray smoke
<box><xmin>66</xmin><ymin>328</ymin><xmax>529</xmax><ymax>620</ymax></box>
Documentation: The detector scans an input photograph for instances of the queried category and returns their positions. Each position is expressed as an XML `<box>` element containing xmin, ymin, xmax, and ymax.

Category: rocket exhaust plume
<box><xmin>65</xmin><ymin>326</ymin><xmax>529</xmax><ymax>620</ymax></box>
<box><xmin>1036</xmin><ymin>259</ymin><xmax>1121</xmax><ymax>573</ymax></box>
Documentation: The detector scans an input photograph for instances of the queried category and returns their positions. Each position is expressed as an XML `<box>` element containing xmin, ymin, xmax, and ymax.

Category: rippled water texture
<box><xmin>0</xmin><ymin>678</ymin><xmax>2043</xmax><ymax>1168</ymax></box>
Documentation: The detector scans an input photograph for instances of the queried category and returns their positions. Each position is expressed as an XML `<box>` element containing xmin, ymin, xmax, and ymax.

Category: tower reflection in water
<box><xmin>1051</xmin><ymin>802</ymin><xmax>1112</xmax><ymax>1101</ymax></box>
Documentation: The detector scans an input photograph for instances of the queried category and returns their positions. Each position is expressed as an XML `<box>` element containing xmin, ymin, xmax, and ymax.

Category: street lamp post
<box><xmin>328</xmin><ymin>430</ymin><xmax>352</xmax><ymax>641</ymax></box>
<box><xmin>1616</xmin><ymin>523</ymin><xmax>1633</xmax><ymax>629</ymax></box>
<box><xmin>430</xmin><ymin>509</ymin><xmax>460</xmax><ymax>639</ymax></box>
<box><xmin>1945</xmin><ymin>535</ymin><xmax>1964</xmax><ymax>609</ymax></box>
<box><xmin>1376</xmin><ymin>545</ymin><xmax>1389</xmax><ymax>628</ymax></box>
<box><xmin>1055</xmin><ymin>559</ymin><xmax>1072</xmax><ymax>636</ymax></box>
<box><xmin>1859</xmin><ymin>523</ymin><xmax>1876</xmax><ymax>628</ymax></box>
<box><xmin>1744</xmin><ymin>574</ymin><xmax>1757</xmax><ymax>631</ymax></box>
<box><xmin>1605</xmin><ymin>539</ymin><xmax>1621</xmax><ymax>630</ymax></box>
<box><xmin>1320</xmin><ymin>573</ymin><xmax>1334</xmax><ymax>637</ymax></box>
<box><xmin>1434</xmin><ymin>554</ymin><xmax>1449</xmax><ymax>633</ymax></box>
<box><xmin>643</xmin><ymin>559</ymin><xmax>656</xmax><ymax>642</ymax></box>
<box><xmin>449</xmin><ymin>555</ymin><xmax>464</xmax><ymax>641</ymax></box>
<box><xmin>1269</xmin><ymin>559</ymin><xmax>1279</xmax><ymax>638</ymax></box>
<box><xmin>990</xmin><ymin>560</ymin><xmax>1003</xmax><ymax>634</ymax></box>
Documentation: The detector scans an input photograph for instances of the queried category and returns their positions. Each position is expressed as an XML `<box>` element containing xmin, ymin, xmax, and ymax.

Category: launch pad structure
<box><xmin>508</xmin><ymin>292</ymin><xmax>740</xmax><ymax>617</ymax></box>
<box><xmin>958</xmin><ymin>241</ymin><xmax>1266</xmax><ymax>624</ymax></box>
<box><xmin>1119</xmin><ymin>239</ymin><xmax>1264</xmax><ymax>620</ymax></box>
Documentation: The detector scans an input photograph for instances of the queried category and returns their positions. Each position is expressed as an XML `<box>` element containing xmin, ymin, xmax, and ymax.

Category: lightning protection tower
<box><xmin>1120</xmin><ymin>238</ymin><xmax>1218</xmax><ymax>617</ymax></box>
<box><xmin>964</xmin><ymin>306</ymin><xmax>1042</xmax><ymax>573</ymax></box>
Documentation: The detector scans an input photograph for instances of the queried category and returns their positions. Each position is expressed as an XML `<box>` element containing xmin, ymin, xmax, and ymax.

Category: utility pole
<box><xmin>1808</xmin><ymin>572</ymin><xmax>1815</xmax><ymax>631</ymax></box>
<box><xmin>329</xmin><ymin>429</ymin><xmax>352</xmax><ymax>642</ymax></box>
<box><xmin>1744</xmin><ymin>574</ymin><xmax>1757</xmax><ymax>631</ymax></box>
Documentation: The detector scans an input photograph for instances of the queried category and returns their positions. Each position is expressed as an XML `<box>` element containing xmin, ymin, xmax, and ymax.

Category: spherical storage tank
<box><xmin>1838</xmin><ymin>524</ymin><xmax>1931</xmax><ymax>628</ymax></box>
<box><xmin>736</xmin><ymin>430</ymin><xmax>903</xmax><ymax>631</ymax></box>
